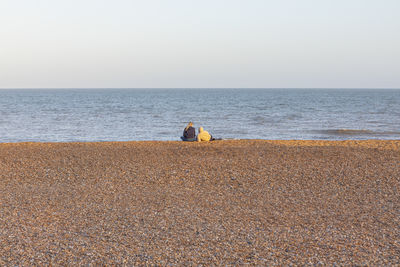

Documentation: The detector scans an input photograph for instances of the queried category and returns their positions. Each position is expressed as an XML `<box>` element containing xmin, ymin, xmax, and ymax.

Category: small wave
<box><xmin>251</xmin><ymin>116</ymin><xmax>267</xmax><ymax>124</ymax></box>
<box><xmin>316</xmin><ymin>129</ymin><xmax>400</xmax><ymax>136</ymax></box>
<box><xmin>250</xmin><ymin>115</ymin><xmax>282</xmax><ymax>125</ymax></box>
<box><xmin>285</xmin><ymin>113</ymin><xmax>302</xmax><ymax>120</ymax></box>
<box><xmin>316</xmin><ymin>129</ymin><xmax>375</xmax><ymax>136</ymax></box>
<box><xmin>232</xmin><ymin>129</ymin><xmax>249</xmax><ymax>135</ymax></box>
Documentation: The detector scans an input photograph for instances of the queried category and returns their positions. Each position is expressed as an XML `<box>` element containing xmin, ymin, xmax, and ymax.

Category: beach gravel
<box><xmin>0</xmin><ymin>140</ymin><xmax>399</xmax><ymax>265</ymax></box>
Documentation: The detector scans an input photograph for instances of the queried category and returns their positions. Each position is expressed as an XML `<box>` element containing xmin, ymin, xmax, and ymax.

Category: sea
<box><xmin>0</xmin><ymin>89</ymin><xmax>399</xmax><ymax>142</ymax></box>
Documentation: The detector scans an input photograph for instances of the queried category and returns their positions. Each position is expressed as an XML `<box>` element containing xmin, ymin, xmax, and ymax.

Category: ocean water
<box><xmin>0</xmin><ymin>89</ymin><xmax>399</xmax><ymax>142</ymax></box>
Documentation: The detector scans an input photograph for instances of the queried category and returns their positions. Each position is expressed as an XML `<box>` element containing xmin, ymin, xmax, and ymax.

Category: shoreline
<box><xmin>1</xmin><ymin>139</ymin><xmax>399</xmax><ymax>264</ymax></box>
<box><xmin>1</xmin><ymin>139</ymin><xmax>399</xmax><ymax>150</ymax></box>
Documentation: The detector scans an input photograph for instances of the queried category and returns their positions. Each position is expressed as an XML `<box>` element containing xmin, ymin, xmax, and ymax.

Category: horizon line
<box><xmin>1</xmin><ymin>87</ymin><xmax>400</xmax><ymax>90</ymax></box>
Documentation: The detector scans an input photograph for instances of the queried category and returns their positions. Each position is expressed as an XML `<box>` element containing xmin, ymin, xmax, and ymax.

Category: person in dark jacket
<box><xmin>181</xmin><ymin>122</ymin><xmax>196</xmax><ymax>141</ymax></box>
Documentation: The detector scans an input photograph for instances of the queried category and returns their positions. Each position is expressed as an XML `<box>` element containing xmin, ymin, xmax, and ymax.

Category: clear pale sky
<box><xmin>0</xmin><ymin>0</ymin><xmax>399</xmax><ymax>88</ymax></box>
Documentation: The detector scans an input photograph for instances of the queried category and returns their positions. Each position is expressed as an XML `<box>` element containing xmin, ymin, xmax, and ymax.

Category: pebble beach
<box><xmin>0</xmin><ymin>140</ymin><xmax>399</xmax><ymax>265</ymax></box>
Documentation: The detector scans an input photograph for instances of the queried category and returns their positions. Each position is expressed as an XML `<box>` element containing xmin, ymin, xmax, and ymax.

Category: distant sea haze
<box><xmin>0</xmin><ymin>89</ymin><xmax>399</xmax><ymax>142</ymax></box>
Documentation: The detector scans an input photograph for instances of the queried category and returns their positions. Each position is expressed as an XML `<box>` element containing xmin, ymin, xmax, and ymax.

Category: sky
<box><xmin>0</xmin><ymin>0</ymin><xmax>399</xmax><ymax>88</ymax></box>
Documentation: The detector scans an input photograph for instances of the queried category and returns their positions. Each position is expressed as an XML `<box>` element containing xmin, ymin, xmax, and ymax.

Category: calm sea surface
<box><xmin>0</xmin><ymin>89</ymin><xmax>399</xmax><ymax>142</ymax></box>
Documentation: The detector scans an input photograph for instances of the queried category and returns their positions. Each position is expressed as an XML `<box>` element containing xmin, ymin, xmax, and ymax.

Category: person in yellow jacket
<box><xmin>197</xmin><ymin>126</ymin><xmax>213</xmax><ymax>142</ymax></box>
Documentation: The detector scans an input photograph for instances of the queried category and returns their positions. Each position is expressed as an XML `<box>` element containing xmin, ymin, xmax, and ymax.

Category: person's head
<box><xmin>185</xmin><ymin>122</ymin><xmax>193</xmax><ymax>130</ymax></box>
<box><xmin>199</xmin><ymin>127</ymin><xmax>204</xmax><ymax>133</ymax></box>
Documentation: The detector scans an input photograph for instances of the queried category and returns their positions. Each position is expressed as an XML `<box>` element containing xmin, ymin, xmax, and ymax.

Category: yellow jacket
<box><xmin>197</xmin><ymin>127</ymin><xmax>211</xmax><ymax>142</ymax></box>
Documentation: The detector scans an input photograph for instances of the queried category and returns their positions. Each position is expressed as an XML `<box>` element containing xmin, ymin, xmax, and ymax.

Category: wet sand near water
<box><xmin>0</xmin><ymin>140</ymin><xmax>399</xmax><ymax>265</ymax></box>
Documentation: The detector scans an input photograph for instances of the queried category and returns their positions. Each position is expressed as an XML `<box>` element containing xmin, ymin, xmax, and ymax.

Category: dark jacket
<box><xmin>183</xmin><ymin>126</ymin><xmax>195</xmax><ymax>139</ymax></box>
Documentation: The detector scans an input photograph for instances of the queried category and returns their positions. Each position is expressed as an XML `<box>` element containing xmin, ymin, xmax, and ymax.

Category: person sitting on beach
<box><xmin>197</xmin><ymin>126</ymin><xmax>214</xmax><ymax>142</ymax></box>
<box><xmin>181</xmin><ymin>122</ymin><xmax>196</xmax><ymax>141</ymax></box>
